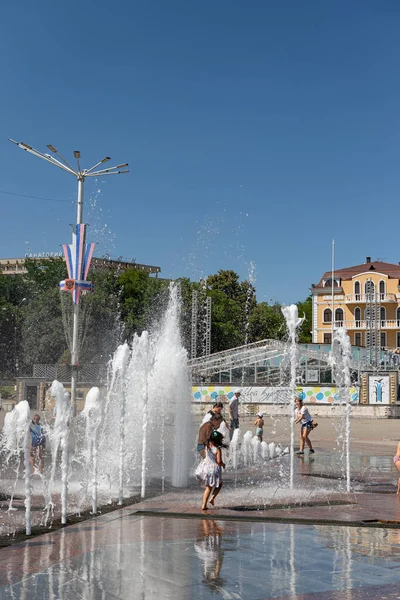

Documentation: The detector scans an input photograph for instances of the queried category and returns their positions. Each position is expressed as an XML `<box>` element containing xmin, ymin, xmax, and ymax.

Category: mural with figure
<box><xmin>368</xmin><ymin>375</ymin><xmax>390</xmax><ymax>404</ymax></box>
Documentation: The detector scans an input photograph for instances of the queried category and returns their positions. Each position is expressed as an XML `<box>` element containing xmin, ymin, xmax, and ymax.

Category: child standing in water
<box><xmin>294</xmin><ymin>397</ymin><xmax>318</xmax><ymax>455</ymax></box>
<box><xmin>195</xmin><ymin>431</ymin><xmax>227</xmax><ymax>510</ymax></box>
<box><xmin>254</xmin><ymin>413</ymin><xmax>264</xmax><ymax>442</ymax></box>
<box><xmin>393</xmin><ymin>442</ymin><xmax>400</xmax><ymax>494</ymax></box>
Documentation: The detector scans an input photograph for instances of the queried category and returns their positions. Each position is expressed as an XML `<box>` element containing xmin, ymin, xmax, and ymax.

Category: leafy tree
<box><xmin>296</xmin><ymin>296</ymin><xmax>312</xmax><ymax>343</ymax></box>
<box><xmin>118</xmin><ymin>269</ymin><xmax>168</xmax><ymax>339</ymax></box>
<box><xmin>21</xmin><ymin>288</ymin><xmax>65</xmax><ymax>370</ymax></box>
<box><xmin>24</xmin><ymin>258</ymin><xmax>67</xmax><ymax>291</ymax></box>
<box><xmin>248</xmin><ymin>302</ymin><xmax>286</xmax><ymax>342</ymax></box>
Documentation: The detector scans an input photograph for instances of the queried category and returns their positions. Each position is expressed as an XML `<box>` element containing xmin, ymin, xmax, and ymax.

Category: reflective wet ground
<box><xmin>1</xmin><ymin>417</ymin><xmax>400</xmax><ymax>598</ymax></box>
<box><xmin>1</xmin><ymin>512</ymin><xmax>400</xmax><ymax>599</ymax></box>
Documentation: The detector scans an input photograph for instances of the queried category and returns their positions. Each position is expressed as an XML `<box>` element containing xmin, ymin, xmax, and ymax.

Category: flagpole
<box><xmin>331</xmin><ymin>239</ymin><xmax>335</xmax><ymax>342</ymax></box>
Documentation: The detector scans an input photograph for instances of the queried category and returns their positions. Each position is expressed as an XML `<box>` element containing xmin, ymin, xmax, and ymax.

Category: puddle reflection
<box><xmin>194</xmin><ymin>520</ymin><xmax>224</xmax><ymax>592</ymax></box>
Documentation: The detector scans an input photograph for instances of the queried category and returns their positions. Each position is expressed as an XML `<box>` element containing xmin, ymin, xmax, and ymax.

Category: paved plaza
<box><xmin>1</xmin><ymin>416</ymin><xmax>400</xmax><ymax>599</ymax></box>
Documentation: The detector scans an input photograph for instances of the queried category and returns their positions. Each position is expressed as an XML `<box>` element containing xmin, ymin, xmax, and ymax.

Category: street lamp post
<box><xmin>9</xmin><ymin>139</ymin><xmax>129</xmax><ymax>412</ymax></box>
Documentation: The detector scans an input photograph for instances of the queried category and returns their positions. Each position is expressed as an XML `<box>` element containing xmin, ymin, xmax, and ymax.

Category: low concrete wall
<box><xmin>192</xmin><ymin>403</ymin><xmax>400</xmax><ymax>419</ymax></box>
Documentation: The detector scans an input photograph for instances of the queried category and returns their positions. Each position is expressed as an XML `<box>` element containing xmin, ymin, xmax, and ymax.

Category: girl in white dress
<box><xmin>196</xmin><ymin>431</ymin><xmax>227</xmax><ymax>510</ymax></box>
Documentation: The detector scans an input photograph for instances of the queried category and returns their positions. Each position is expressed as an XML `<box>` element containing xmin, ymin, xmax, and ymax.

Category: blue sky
<box><xmin>1</xmin><ymin>1</ymin><xmax>400</xmax><ymax>304</ymax></box>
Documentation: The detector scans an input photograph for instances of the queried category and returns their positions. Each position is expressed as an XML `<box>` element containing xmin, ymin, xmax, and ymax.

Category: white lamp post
<box><xmin>9</xmin><ymin>139</ymin><xmax>129</xmax><ymax>412</ymax></box>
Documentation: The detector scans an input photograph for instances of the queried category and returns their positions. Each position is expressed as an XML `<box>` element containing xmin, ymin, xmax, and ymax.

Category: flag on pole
<box><xmin>60</xmin><ymin>224</ymin><xmax>95</xmax><ymax>304</ymax></box>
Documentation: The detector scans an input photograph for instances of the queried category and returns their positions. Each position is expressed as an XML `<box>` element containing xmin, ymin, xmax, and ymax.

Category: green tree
<box><xmin>118</xmin><ymin>269</ymin><xmax>168</xmax><ymax>339</ymax></box>
<box><xmin>205</xmin><ymin>270</ymin><xmax>257</xmax><ymax>353</ymax></box>
<box><xmin>296</xmin><ymin>296</ymin><xmax>312</xmax><ymax>343</ymax></box>
<box><xmin>248</xmin><ymin>302</ymin><xmax>286</xmax><ymax>342</ymax></box>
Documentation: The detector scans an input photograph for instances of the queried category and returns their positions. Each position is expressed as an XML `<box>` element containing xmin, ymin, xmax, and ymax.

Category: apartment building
<box><xmin>311</xmin><ymin>256</ymin><xmax>400</xmax><ymax>349</ymax></box>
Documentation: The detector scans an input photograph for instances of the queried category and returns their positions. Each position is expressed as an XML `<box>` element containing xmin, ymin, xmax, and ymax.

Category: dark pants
<box><xmin>229</xmin><ymin>418</ymin><xmax>239</xmax><ymax>440</ymax></box>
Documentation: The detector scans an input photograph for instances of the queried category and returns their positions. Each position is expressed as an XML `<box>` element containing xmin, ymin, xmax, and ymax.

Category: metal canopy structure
<box><xmin>188</xmin><ymin>338</ymin><xmax>400</xmax><ymax>385</ymax></box>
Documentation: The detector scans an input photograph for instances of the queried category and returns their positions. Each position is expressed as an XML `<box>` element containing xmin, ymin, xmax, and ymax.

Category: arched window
<box><xmin>354</xmin><ymin>281</ymin><xmax>361</xmax><ymax>300</ymax></box>
<box><xmin>355</xmin><ymin>307</ymin><xmax>361</xmax><ymax>326</ymax></box>
<box><xmin>323</xmin><ymin>308</ymin><xmax>332</xmax><ymax>323</ymax></box>
<box><xmin>380</xmin><ymin>307</ymin><xmax>386</xmax><ymax>327</ymax></box>
<box><xmin>396</xmin><ymin>307</ymin><xmax>400</xmax><ymax>327</ymax></box>
<box><xmin>379</xmin><ymin>280</ymin><xmax>385</xmax><ymax>300</ymax></box>
<box><xmin>324</xmin><ymin>279</ymin><xmax>333</xmax><ymax>288</ymax></box>
<box><xmin>335</xmin><ymin>308</ymin><xmax>344</xmax><ymax>326</ymax></box>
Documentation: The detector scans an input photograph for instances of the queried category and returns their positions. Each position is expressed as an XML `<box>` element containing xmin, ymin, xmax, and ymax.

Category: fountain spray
<box><xmin>281</xmin><ymin>305</ymin><xmax>304</xmax><ymax>489</ymax></box>
<box><xmin>330</xmin><ymin>327</ymin><xmax>352</xmax><ymax>492</ymax></box>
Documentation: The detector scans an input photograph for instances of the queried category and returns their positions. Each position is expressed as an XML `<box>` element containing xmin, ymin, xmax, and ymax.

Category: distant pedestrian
<box><xmin>229</xmin><ymin>389</ymin><xmax>241</xmax><ymax>440</ymax></box>
<box><xmin>201</xmin><ymin>401</ymin><xmax>230</xmax><ymax>433</ymax></box>
<box><xmin>197</xmin><ymin>414</ymin><xmax>220</xmax><ymax>458</ymax></box>
<box><xmin>30</xmin><ymin>414</ymin><xmax>46</xmax><ymax>474</ymax></box>
<box><xmin>294</xmin><ymin>397</ymin><xmax>318</xmax><ymax>455</ymax></box>
<box><xmin>254</xmin><ymin>412</ymin><xmax>264</xmax><ymax>442</ymax></box>
<box><xmin>393</xmin><ymin>442</ymin><xmax>400</xmax><ymax>494</ymax></box>
<box><xmin>195</xmin><ymin>430</ymin><xmax>227</xmax><ymax>510</ymax></box>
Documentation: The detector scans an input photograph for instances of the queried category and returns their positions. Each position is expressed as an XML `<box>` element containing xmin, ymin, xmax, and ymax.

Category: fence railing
<box><xmin>32</xmin><ymin>364</ymin><xmax>108</xmax><ymax>382</ymax></box>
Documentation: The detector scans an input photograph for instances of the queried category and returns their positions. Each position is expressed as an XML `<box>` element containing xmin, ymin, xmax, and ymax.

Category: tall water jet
<box><xmin>139</xmin><ymin>332</ymin><xmax>150</xmax><ymax>499</ymax></box>
<box><xmin>330</xmin><ymin>327</ymin><xmax>352</xmax><ymax>492</ymax></box>
<box><xmin>105</xmin><ymin>342</ymin><xmax>131</xmax><ymax>505</ymax></box>
<box><xmin>281</xmin><ymin>305</ymin><xmax>304</xmax><ymax>489</ymax></box>
<box><xmin>49</xmin><ymin>381</ymin><xmax>71</xmax><ymax>524</ymax></box>
<box><xmin>3</xmin><ymin>401</ymin><xmax>32</xmax><ymax>534</ymax></box>
<box><xmin>96</xmin><ymin>282</ymin><xmax>192</xmax><ymax>499</ymax></box>
<box><xmin>82</xmin><ymin>387</ymin><xmax>103</xmax><ymax>513</ymax></box>
<box><xmin>150</xmin><ymin>283</ymin><xmax>192</xmax><ymax>488</ymax></box>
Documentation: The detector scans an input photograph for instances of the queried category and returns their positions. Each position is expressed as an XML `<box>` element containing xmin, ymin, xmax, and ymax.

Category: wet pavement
<box><xmin>1</xmin><ymin>511</ymin><xmax>400</xmax><ymax>599</ymax></box>
<box><xmin>1</xmin><ymin>418</ymin><xmax>400</xmax><ymax>599</ymax></box>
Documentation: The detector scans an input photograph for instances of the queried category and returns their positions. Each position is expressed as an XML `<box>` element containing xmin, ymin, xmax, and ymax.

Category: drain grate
<box><xmin>229</xmin><ymin>500</ymin><xmax>355</xmax><ymax>511</ymax></box>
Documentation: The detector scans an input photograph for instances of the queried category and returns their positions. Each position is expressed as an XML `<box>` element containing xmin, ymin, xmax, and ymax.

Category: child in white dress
<box><xmin>196</xmin><ymin>431</ymin><xmax>227</xmax><ymax>510</ymax></box>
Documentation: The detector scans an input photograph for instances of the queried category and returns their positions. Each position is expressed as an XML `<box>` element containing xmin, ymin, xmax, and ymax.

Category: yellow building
<box><xmin>312</xmin><ymin>256</ymin><xmax>400</xmax><ymax>349</ymax></box>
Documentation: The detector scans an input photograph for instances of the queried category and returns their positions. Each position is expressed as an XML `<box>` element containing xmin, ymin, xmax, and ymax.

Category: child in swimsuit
<box><xmin>294</xmin><ymin>397</ymin><xmax>318</xmax><ymax>455</ymax></box>
<box><xmin>394</xmin><ymin>442</ymin><xmax>400</xmax><ymax>494</ymax></box>
<box><xmin>254</xmin><ymin>413</ymin><xmax>264</xmax><ymax>442</ymax></box>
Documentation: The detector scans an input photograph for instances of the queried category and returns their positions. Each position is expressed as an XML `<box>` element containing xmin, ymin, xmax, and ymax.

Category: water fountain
<box><xmin>281</xmin><ymin>304</ymin><xmax>304</xmax><ymax>489</ymax></box>
<box><xmin>330</xmin><ymin>327</ymin><xmax>353</xmax><ymax>492</ymax></box>
<box><xmin>0</xmin><ymin>282</ymin><xmax>192</xmax><ymax>535</ymax></box>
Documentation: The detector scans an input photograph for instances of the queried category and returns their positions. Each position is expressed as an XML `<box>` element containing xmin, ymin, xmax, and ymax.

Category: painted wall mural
<box><xmin>192</xmin><ymin>386</ymin><xmax>360</xmax><ymax>404</ymax></box>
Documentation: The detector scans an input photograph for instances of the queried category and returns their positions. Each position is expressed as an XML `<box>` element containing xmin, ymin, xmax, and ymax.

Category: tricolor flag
<box><xmin>60</xmin><ymin>224</ymin><xmax>95</xmax><ymax>304</ymax></box>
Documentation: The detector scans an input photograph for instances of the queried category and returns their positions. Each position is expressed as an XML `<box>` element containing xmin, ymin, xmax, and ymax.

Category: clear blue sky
<box><xmin>1</xmin><ymin>1</ymin><xmax>400</xmax><ymax>304</ymax></box>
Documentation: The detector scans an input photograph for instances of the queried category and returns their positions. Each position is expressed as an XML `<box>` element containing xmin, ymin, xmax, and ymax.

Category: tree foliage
<box><xmin>0</xmin><ymin>259</ymin><xmax>312</xmax><ymax>380</ymax></box>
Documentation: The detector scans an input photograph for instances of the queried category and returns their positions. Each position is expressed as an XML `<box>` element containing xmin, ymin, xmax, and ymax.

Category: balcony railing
<box><xmin>323</xmin><ymin>320</ymin><xmax>400</xmax><ymax>330</ymax></box>
<box><xmin>344</xmin><ymin>293</ymin><xmax>397</xmax><ymax>303</ymax></box>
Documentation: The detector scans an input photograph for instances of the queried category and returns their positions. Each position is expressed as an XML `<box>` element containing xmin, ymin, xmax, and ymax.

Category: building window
<box><xmin>323</xmin><ymin>333</ymin><xmax>332</xmax><ymax>344</ymax></box>
<box><xmin>354</xmin><ymin>332</ymin><xmax>362</xmax><ymax>346</ymax></box>
<box><xmin>397</xmin><ymin>307</ymin><xmax>400</xmax><ymax>327</ymax></box>
<box><xmin>380</xmin><ymin>332</ymin><xmax>386</xmax><ymax>348</ymax></box>
<box><xmin>397</xmin><ymin>332</ymin><xmax>400</xmax><ymax>348</ymax></box>
<box><xmin>354</xmin><ymin>307</ymin><xmax>361</xmax><ymax>326</ymax></box>
<box><xmin>354</xmin><ymin>281</ymin><xmax>361</xmax><ymax>300</ymax></box>
<box><xmin>380</xmin><ymin>307</ymin><xmax>386</xmax><ymax>327</ymax></box>
<box><xmin>323</xmin><ymin>308</ymin><xmax>332</xmax><ymax>323</ymax></box>
<box><xmin>335</xmin><ymin>308</ymin><xmax>344</xmax><ymax>326</ymax></box>
<box><xmin>379</xmin><ymin>280</ymin><xmax>385</xmax><ymax>299</ymax></box>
